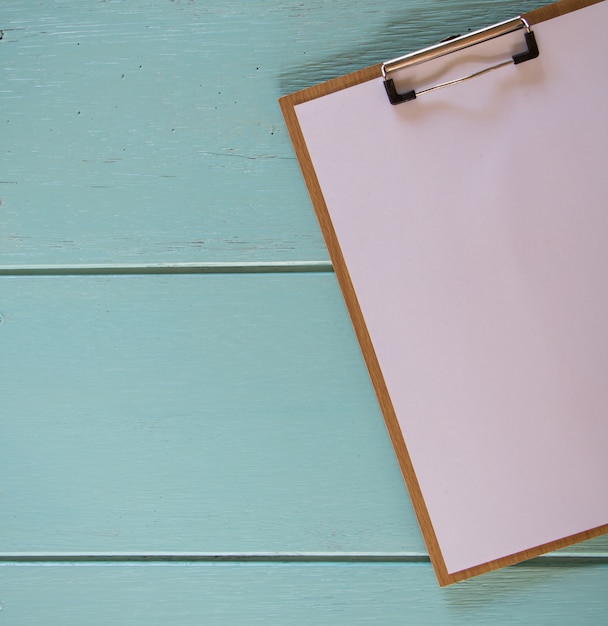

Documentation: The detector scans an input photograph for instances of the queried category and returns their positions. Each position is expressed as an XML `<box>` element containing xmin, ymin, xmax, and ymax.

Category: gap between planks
<box><xmin>0</xmin><ymin>261</ymin><xmax>334</xmax><ymax>276</ymax></box>
<box><xmin>0</xmin><ymin>553</ymin><xmax>606</xmax><ymax>566</ymax></box>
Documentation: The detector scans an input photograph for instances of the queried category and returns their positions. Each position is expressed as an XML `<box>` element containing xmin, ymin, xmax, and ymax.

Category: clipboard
<box><xmin>280</xmin><ymin>0</ymin><xmax>608</xmax><ymax>585</ymax></box>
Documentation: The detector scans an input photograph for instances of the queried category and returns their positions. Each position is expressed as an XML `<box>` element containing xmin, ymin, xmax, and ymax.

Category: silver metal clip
<box><xmin>382</xmin><ymin>17</ymin><xmax>539</xmax><ymax>105</ymax></box>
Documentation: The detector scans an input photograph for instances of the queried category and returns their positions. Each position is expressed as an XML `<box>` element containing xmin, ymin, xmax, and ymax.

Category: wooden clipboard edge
<box><xmin>279</xmin><ymin>0</ymin><xmax>606</xmax><ymax>587</ymax></box>
<box><xmin>446</xmin><ymin>523</ymin><xmax>608</xmax><ymax>584</ymax></box>
<box><xmin>524</xmin><ymin>0</ymin><xmax>604</xmax><ymax>23</ymax></box>
<box><xmin>279</xmin><ymin>71</ymin><xmax>450</xmax><ymax>587</ymax></box>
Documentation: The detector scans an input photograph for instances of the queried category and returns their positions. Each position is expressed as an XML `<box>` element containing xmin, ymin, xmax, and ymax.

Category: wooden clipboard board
<box><xmin>280</xmin><ymin>0</ymin><xmax>608</xmax><ymax>585</ymax></box>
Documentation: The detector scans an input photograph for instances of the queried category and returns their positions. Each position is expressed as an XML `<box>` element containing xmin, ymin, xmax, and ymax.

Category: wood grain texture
<box><xmin>0</xmin><ymin>273</ymin><xmax>418</xmax><ymax>553</ymax></box>
<box><xmin>1</xmin><ymin>0</ymin><xmax>553</xmax><ymax>266</ymax></box>
<box><xmin>0</xmin><ymin>562</ymin><xmax>607</xmax><ymax>625</ymax></box>
<box><xmin>525</xmin><ymin>0</ymin><xmax>605</xmax><ymax>21</ymax></box>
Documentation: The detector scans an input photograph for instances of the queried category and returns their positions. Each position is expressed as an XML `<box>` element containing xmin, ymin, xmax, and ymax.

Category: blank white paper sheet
<box><xmin>295</xmin><ymin>1</ymin><xmax>608</xmax><ymax>575</ymax></box>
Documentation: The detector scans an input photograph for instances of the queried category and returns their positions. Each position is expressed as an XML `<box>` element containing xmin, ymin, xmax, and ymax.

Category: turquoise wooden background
<box><xmin>1</xmin><ymin>1</ymin><xmax>606</xmax><ymax>623</ymax></box>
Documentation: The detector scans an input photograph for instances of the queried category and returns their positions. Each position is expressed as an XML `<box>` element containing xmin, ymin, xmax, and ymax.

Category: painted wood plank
<box><xmin>0</xmin><ymin>0</ymin><xmax>554</xmax><ymax>266</ymax></box>
<box><xmin>0</xmin><ymin>273</ymin><xmax>417</xmax><ymax>553</ymax></box>
<box><xmin>1</xmin><ymin>272</ymin><xmax>606</xmax><ymax>557</ymax></box>
<box><xmin>0</xmin><ymin>562</ymin><xmax>607</xmax><ymax>625</ymax></box>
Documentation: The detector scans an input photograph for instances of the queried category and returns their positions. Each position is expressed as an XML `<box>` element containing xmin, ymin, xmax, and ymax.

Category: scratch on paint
<box><xmin>198</xmin><ymin>150</ymin><xmax>294</xmax><ymax>161</ymax></box>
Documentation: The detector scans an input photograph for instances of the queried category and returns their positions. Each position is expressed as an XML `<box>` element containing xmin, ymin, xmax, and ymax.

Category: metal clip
<box><xmin>382</xmin><ymin>17</ymin><xmax>539</xmax><ymax>105</ymax></box>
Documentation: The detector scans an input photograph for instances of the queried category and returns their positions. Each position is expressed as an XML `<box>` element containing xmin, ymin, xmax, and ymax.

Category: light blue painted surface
<box><xmin>1</xmin><ymin>272</ymin><xmax>606</xmax><ymax>556</ymax></box>
<box><xmin>0</xmin><ymin>274</ymin><xmax>419</xmax><ymax>553</ymax></box>
<box><xmin>1</xmin><ymin>0</ymin><xmax>606</xmax><ymax>623</ymax></box>
<box><xmin>1</xmin><ymin>0</ymin><xmax>553</xmax><ymax>265</ymax></box>
<box><xmin>1</xmin><ymin>563</ymin><xmax>607</xmax><ymax>625</ymax></box>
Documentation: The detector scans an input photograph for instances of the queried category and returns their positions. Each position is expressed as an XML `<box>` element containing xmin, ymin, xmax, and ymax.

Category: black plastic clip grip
<box><xmin>382</xmin><ymin>16</ymin><xmax>540</xmax><ymax>105</ymax></box>
<box><xmin>383</xmin><ymin>80</ymin><xmax>417</xmax><ymax>104</ymax></box>
<box><xmin>513</xmin><ymin>30</ymin><xmax>539</xmax><ymax>64</ymax></box>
